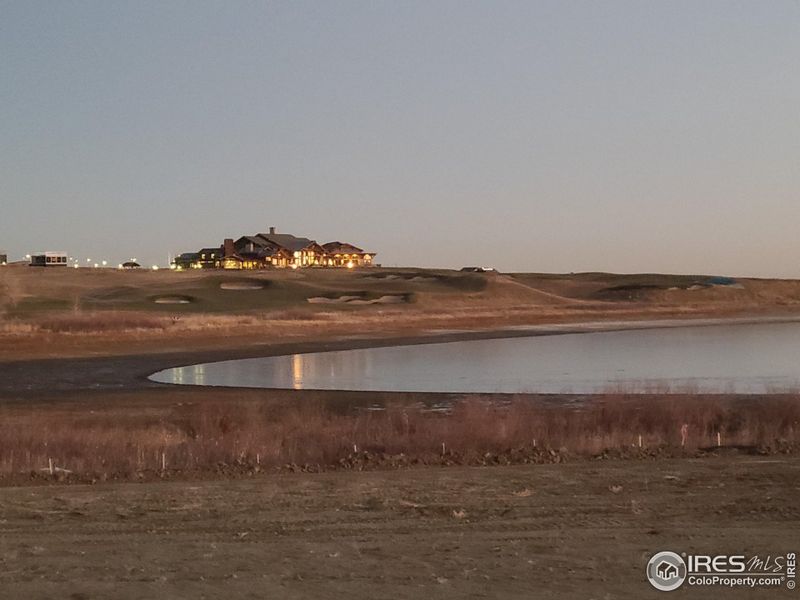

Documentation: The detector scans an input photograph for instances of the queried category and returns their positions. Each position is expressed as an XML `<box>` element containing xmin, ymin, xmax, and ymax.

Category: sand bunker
<box><xmin>307</xmin><ymin>294</ymin><xmax>407</xmax><ymax>305</ymax></box>
<box><xmin>373</xmin><ymin>295</ymin><xmax>406</xmax><ymax>304</ymax></box>
<box><xmin>220</xmin><ymin>282</ymin><xmax>265</xmax><ymax>290</ymax></box>
<box><xmin>364</xmin><ymin>273</ymin><xmax>436</xmax><ymax>283</ymax></box>
<box><xmin>153</xmin><ymin>295</ymin><xmax>193</xmax><ymax>304</ymax></box>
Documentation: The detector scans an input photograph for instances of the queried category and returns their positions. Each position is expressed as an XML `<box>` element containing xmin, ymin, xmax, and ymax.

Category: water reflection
<box><xmin>150</xmin><ymin>322</ymin><xmax>800</xmax><ymax>394</ymax></box>
<box><xmin>190</xmin><ymin>364</ymin><xmax>204</xmax><ymax>386</ymax></box>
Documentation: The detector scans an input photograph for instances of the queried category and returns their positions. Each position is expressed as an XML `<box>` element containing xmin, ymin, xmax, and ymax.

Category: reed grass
<box><xmin>0</xmin><ymin>394</ymin><xmax>797</xmax><ymax>482</ymax></box>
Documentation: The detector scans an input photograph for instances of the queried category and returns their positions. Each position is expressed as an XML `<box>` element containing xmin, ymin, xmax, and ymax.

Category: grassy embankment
<box><xmin>4</xmin><ymin>265</ymin><xmax>800</xmax><ymax>359</ymax></box>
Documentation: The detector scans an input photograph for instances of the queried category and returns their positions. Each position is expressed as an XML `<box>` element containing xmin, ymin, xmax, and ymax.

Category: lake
<box><xmin>149</xmin><ymin>321</ymin><xmax>800</xmax><ymax>394</ymax></box>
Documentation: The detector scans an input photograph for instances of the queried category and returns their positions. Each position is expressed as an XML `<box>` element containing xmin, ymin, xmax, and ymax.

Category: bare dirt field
<box><xmin>1</xmin><ymin>457</ymin><xmax>798</xmax><ymax>599</ymax></box>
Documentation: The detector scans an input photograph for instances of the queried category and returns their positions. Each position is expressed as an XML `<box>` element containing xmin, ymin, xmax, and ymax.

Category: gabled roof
<box><xmin>322</xmin><ymin>241</ymin><xmax>366</xmax><ymax>254</ymax></box>
<box><xmin>257</xmin><ymin>233</ymin><xmax>320</xmax><ymax>253</ymax></box>
<box><xmin>236</xmin><ymin>236</ymin><xmax>285</xmax><ymax>253</ymax></box>
<box><xmin>235</xmin><ymin>235</ymin><xmax>268</xmax><ymax>248</ymax></box>
<box><xmin>198</xmin><ymin>247</ymin><xmax>222</xmax><ymax>256</ymax></box>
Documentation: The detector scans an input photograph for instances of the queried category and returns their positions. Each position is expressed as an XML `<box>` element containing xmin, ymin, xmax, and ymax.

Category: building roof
<box><xmin>257</xmin><ymin>233</ymin><xmax>319</xmax><ymax>253</ymax></box>
<box><xmin>235</xmin><ymin>235</ymin><xmax>268</xmax><ymax>248</ymax></box>
<box><xmin>322</xmin><ymin>241</ymin><xmax>366</xmax><ymax>254</ymax></box>
<box><xmin>235</xmin><ymin>236</ymin><xmax>287</xmax><ymax>254</ymax></box>
<box><xmin>121</xmin><ymin>261</ymin><xmax>141</xmax><ymax>268</ymax></box>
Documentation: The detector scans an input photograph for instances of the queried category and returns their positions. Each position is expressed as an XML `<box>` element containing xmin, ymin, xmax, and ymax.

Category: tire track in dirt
<box><xmin>1</xmin><ymin>457</ymin><xmax>798</xmax><ymax>599</ymax></box>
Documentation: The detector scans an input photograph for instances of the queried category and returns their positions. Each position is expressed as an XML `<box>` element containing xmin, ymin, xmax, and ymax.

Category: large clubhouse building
<box><xmin>173</xmin><ymin>227</ymin><xmax>375</xmax><ymax>270</ymax></box>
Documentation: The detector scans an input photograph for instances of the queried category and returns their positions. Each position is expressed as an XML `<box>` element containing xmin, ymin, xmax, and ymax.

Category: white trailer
<box><xmin>30</xmin><ymin>251</ymin><xmax>69</xmax><ymax>267</ymax></box>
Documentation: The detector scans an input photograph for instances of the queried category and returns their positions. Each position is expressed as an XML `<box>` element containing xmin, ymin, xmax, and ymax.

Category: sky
<box><xmin>1</xmin><ymin>1</ymin><xmax>798</xmax><ymax>275</ymax></box>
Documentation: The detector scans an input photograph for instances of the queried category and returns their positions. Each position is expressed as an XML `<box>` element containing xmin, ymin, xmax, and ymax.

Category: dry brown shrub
<box><xmin>38</xmin><ymin>313</ymin><xmax>167</xmax><ymax>333</ymax></box>
<box><xmin>0</xmin><ymin>394</ymin><xmax>797</xmax><ymax>481</ymax></box>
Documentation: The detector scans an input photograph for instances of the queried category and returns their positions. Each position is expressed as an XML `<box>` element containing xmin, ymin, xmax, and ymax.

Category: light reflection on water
<box><xmin>150</xmin><ymin>322</ymin><xmax>800</xmax><ymax>394</ymax></box>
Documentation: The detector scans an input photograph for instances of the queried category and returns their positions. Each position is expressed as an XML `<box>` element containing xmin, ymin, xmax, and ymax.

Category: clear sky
<box><xmin>1</xmin><ymin>1</ymin><xmax>798</xmax><ymax>275</ymax></box>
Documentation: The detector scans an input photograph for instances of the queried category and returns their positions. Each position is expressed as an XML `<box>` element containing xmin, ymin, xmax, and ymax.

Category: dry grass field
<box><xmin>4</xmin><ymin>264</ymin><xmax>800</xmax><ymax>360</ymax></box>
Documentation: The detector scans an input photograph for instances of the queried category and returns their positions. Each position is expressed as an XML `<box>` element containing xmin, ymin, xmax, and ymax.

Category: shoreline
<box><xmin>3</xmin><ymin>313</ymin><xmax>800</xmax><ymax>400</ymax></box>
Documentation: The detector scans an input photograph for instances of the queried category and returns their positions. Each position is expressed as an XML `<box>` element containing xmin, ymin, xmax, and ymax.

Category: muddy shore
<box><xmin>3</xmin><ymin>315</ymin><xmax>799</xmax><ymax>401</ymax></box>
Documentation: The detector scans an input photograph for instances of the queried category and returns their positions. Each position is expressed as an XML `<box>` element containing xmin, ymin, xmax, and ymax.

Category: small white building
<box><xmin>30</xmin><ymin>251</ymin><xmax>69</xmax><ymax>267</ymax></box>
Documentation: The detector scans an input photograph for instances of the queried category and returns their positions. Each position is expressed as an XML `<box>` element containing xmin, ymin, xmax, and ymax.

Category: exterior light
<box><xmin>151</xmin><ymin>265</ymin><xmax>159</xmax><ymax>271</ymax></box>
<box><xmin>93</xmin><ymin>263</ymin><xmax>99</xmax><ymax>268</ymax></box>
<box><xmin>346</xmin><ymin>261</ymin><xmax>354</xmax><ymax>269</ymax></box>
<box><xmin>102</xmin><ymin>260</ymin><xmax>107</xmax><ymax>266</ymax></box>
<box><xmin>73</xmin><ymin>264</ymin><xmax>79</xmax><ymax>269</ymax></box>
<box><xmin>117</xmin><ymin>264</ymin><xmax>123</xmax><ymax>269</ymax></box>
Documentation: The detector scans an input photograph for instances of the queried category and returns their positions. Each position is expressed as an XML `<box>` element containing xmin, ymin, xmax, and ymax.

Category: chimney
<box><xmin>223</xmin><ymin>238</ymin><xmax>235</xmax><ymax>257</ymax></box>
<box><xmin>269</xmin><ymin>226</ymin><xmax>276</xmax><ymax>235</ymax></box>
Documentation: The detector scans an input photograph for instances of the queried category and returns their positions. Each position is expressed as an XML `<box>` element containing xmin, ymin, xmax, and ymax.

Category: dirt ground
<box><xmin>1</xmin><ymin>456</ymin><xmax>797</xmax><ymax>599</ymax></box>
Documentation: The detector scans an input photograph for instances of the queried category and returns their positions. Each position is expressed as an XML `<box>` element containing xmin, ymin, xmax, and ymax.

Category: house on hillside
<box><xmin>172</xmin><ymin>226</ymin><xmax>376</xmax><ymax>270</ymax></box>
<box><xmin>233</xmin><ymin>235</ymin><xmax>291</xmax><ymax>269</ymax></box>
<box><xmin>173</xmin><ymin>252</ymin><xmax>200</xmax><ymax>270</ymax></box>
<box><xmin>321</xmin><ymin>242</ymin><xmax>374</xmax><ymax>268</ymax></box>
<box><xmin>256</xmin><ymin>227</ymin><xmax>326</xmax><ymax>268</ymax></box>
<box><xmin>196</xmin><ymin>247</ymin><xmax>222</xmax><ymax>269</ymax></box>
